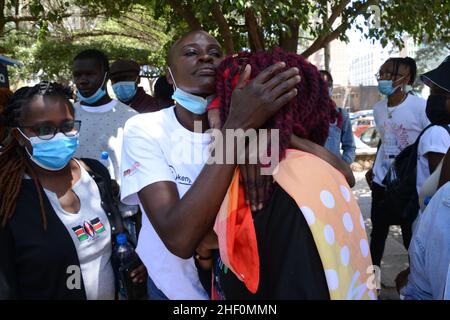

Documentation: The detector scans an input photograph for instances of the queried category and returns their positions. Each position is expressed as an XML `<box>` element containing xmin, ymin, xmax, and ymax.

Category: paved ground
<box><xmin>352</xmin><ymin>170</ymin><xmax>409</xmax><ymax>300</ymax></box>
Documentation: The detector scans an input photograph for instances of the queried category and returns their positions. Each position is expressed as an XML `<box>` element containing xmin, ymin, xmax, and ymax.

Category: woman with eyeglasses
<box><xmin>0</xmin><ymin>82</ymin><xmax>146</xmax><ymax>300</ymax></box>
<box><xmin>367</xmin><ymin>57</ymin><xmax>429</xmax><ymax>270</ymax></box>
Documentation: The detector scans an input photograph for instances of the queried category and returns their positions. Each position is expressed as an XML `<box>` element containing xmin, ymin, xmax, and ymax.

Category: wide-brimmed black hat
<box><xmin>421</xmin><ymin>56</ymin><xmax>450</xmax><ymax>93</ymax></box>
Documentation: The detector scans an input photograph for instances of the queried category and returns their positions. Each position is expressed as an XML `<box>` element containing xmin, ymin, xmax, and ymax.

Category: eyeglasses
<box><xmin>375</xmin><ymin>72</ymin><xmax>406</xmax><ymax>81</ymax></box>
<box><xmin>19</xmin><ymin>120</ymin><xmax>81</xmax><ymax>140</ymax></box>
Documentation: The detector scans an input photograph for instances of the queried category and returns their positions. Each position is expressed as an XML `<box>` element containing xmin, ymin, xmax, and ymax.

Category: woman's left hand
<box><xmin>240</xmin><ymin>163</ymin><xmax>273</xmax><ymax>212</ymax></box>
<box><xmin>130</xmin><ymin>264</ymin><xmax>148</xmax><ymax>284</ymax></box>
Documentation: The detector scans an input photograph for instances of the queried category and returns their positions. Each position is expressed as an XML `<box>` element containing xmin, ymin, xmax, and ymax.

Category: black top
<box><xmin>219</xmin><ymin>184</ymin><xmax>330</xmax><ymax>300</ymax></box>
<box><xmin>0</xmin><ymin>159</ymin><xmax>126</xmax><ymax>300</ymax></box>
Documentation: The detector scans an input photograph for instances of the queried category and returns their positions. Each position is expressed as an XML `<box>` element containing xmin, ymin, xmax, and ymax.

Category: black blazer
<box><xmin>0</xmin><ymin>159</ymin><xmax>127</xmax><ymax>300</ymax></box>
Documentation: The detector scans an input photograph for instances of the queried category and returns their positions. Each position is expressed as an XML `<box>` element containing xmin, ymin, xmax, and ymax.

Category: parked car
<box><xmin>349</xmin><ymin>110</ymin><xmax>373</xmax><ymax>121</ymax></box>
<box><xmin>354</xmin><ymin>134</ymin><xmax>377</xmax><ymax>156</ymax></box>
<box><xmin>352</xmin><ymin>116</ymin><xmax>375</xmax><ymax>137</ymax></box>
<box><xmin>359</xmin><ymin>126</ymin><xmax>380</xmax><ymax>148</ymax></box>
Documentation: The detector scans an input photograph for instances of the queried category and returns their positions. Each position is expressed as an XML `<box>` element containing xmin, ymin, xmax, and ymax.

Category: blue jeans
<box><xmin>147</xmin><ymin>276</ymin><xmax>168</xmax><ymax>300</ymax></box>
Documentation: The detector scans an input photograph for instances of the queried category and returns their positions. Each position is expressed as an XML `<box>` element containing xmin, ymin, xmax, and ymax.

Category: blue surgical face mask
<box><xmin>168</xmin><ymin>67</ymin><xmax>208</xmax><ymax>115</ymax></box>
<box><xmin>19</xmin><ymin>131</ymin><xmax>79</xmax><ymax>171</ymax></box>
<box><xmin>377</xmin><ymin>75</ymin><xmax>405</xmax><ymax>96</ymax></box>
<box><xmin>76</xmin><ymin>73</ymin><xmax>108</xmax><ymax>104</ymax></box>
<box><xmin>171</xmin><ymin>88</ymin><xmax>208</xmax><ymax>115</ymax></box>
<box><xmin>378</xmin><ymin>80</ymin><xmax>396</xmax><ymax>96</ymax></box>
<box><xmin>112</xmin><ymin>81</ymin><xmax>137</xmax><ymax>103</ymax></box>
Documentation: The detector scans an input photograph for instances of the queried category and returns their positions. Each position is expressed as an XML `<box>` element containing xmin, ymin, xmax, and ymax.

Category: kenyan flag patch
<box><xmin>72</xmin><ymin>225</ymin><xmax>88</xmax><ymax>242</ymax></box>
<box><xmin>91</xmin><ymin>217</ymin><xmax>106</xmax><ymax>234</ymax></box>
<box><xmin>72</xmin><ymin>217</ymin><xmax>106</xmax><ymax>242</ymax></box>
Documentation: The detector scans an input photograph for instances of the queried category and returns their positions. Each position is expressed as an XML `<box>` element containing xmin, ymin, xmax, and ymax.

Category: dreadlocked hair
<box><xmin>215</xmin><ymin>48</ymin><xmax>338</xmax><ymax>161</ymax></box>
<box><xmin>0</xmin><ymin>82</ymin><xmax>73</xmax><ymax>230</ymax></box>
<box><xmin>386</xmin><ymin>57</ymin><xmax>417</xmax><ymax>85</ymax></box>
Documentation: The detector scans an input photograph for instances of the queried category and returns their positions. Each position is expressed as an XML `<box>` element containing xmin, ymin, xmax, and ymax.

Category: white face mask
<box><xmin>168</xmin><ymin>67</ymin><xmax>209</xmax><ymax>115</ymax></box>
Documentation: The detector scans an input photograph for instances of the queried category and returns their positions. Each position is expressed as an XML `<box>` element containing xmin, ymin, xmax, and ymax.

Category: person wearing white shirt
<box><xmin>368</xmin><ymin>57</ymin><xmax>429</xmax><ymax>268</ymax></box>
<box><xmin>72</xmin><ymin>49</ymin><xmax>141</xmax><ymax>246</ymax></box>
<box><xmin>416</xmin><ymin>57</ymin><xmax>450</xmax><ymax>200</ymax></box>
<box><xmin>119</xmin><ymin>30</ymin><xmax>301</xmax><ymax>299</ymax></box>
<box><xmin>72</xmin><ymin>49</ymin><xmax>138</xmax><ymax>184</ymax></box>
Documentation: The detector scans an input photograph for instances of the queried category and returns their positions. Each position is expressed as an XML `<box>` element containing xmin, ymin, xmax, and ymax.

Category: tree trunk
<box><xmin>279</xmin><ymin>19</ymin><xmax>299</xmax><ymax>52</ymax></box>
<box><xmin>324</xmin><ymin>43</ymin><xmax>330</xmax><ymax>71</ymax></box>
<box><xmin>324</xmin><ymin>2</ymin><xmax>330</xmax><ymax>71</ymax></box>
<box><xmin>14</xmin><ymin>0</ymin><xmax>19</xmax><ymax>30</ymax></box>
<box><xmin>166</xmin><ymin>0</ymin><xmax>201</xmax><ymax>30</ymax></box>
<box><xmin>301</xmin><ymin>0</ymin><xmax>379</xmax><ymax>58</ymax></box>
<box><xmin>211</xmin><ymin>0</ymin><xmax>234</xmax><ymax>54</ymax></box>
<box><xmin>0</xmin><ymin>0</ymin><xmax>5</xmax><ymax>38</ymax></box>
<box><xmin>245</xmin><ymin>8</ymin><xmax>264</xmax><ymax>52</ymax></box>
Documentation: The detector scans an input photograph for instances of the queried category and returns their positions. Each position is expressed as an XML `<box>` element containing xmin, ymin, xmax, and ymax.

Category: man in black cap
<box><xmin>399</xmin><ymin>56</ymin><xmax>450</xmax><ymax>299</ymax></box>
<box><xmin>110</xmin><ymin>59</ymin><xmax>161</xmax><ymax>113</ymax></box>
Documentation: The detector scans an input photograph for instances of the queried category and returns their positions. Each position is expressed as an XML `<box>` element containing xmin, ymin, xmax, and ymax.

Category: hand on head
<box><xmin>223</xmin><ymin>62</ymin><xmax>300</xmax><ymax>131</ymax></box>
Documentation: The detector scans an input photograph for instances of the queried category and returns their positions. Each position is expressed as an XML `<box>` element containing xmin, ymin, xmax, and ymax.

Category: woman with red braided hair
<box><xmin>204</xmin><ymin>49</ymin><xmax>375</xmax><ymax>300</ymax></box>
<box><xmin>210</xmin><ymin>49</ymin><xmax>337</xmax><ymax>158</ymax></box>
<box><xmin>120</xmin><ymin>30</ymin><xmax>367</xmax><ymax>300</ymax></box>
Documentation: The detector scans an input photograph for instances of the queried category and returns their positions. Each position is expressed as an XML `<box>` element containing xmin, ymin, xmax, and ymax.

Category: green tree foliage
<box><xmin>2</xmin><ymin>0</ymin><xmax>450</xmax><ymax>87</ymax></box>
<box><xmin>75</xmin><ymin>0</ymin><xmax>450</xmax><ymax>57</ymax></box>
<box><xmin>1</xmin><ymin>1</ymin><xmax>172</xmax><ymax>87</ymax></box>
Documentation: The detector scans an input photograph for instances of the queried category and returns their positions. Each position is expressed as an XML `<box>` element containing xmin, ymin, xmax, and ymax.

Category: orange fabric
<box><xmin>213</xmin><ymin>168</ymin><xmax>260</xmax><ymax>293</ymax></box>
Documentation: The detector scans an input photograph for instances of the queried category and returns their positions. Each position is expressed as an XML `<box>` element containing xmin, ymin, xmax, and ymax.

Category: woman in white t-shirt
<box><xmin>0</xmin><ymin>82</ymin><xmax>147</xmax><ymax>300</ymax></box>
<box><xmin>367</xmin><ymin>57</ymin><xmax>429</xmax><ymax>268</ymax></box>
<box><xmin>416</xmin><ymin>64</ymin><xmax>450</xmax><ymax>200</ymax></box>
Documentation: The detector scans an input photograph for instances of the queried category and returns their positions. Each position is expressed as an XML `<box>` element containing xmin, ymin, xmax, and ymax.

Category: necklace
<box><xmin>387</xmin><ymin>93</ymin><xmax>408</xmax><ymax>119</ymax></box>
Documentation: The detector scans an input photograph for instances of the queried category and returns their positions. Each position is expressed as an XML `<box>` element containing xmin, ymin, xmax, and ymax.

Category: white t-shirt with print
<box><xmin>74</xmin><ymin>99</ymin><xmax>138</xmax><ymax>184</ymax></box>
<box><xmin>416</xmin><ymin>125</ymin><xmax>450</xmax><ymax>194</ymax></box>
<box><xmin>44</xmin><ymin>161</ymin><xmax>115</xmax><ymax>300</ymax></box>
<box><xmin>120</xmin><ymin>106</ymin><xmax>211</xmax><ymax>300</ymax></box>
<box><xmin>372</xmin><ymin>94</ymin><xmax>429</xmax><ymax>186</ymax></box>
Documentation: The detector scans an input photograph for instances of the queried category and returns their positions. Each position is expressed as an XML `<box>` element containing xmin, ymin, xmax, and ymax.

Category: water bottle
<box><xmin>118</xmin><ymin>201</ymin><xmax>139</xmax><ymax>246</ymax></box>
<box><xmin>100</xmin><ymin>151</ymin><xmax>115</xmax><ymax>180</ymax></box>
<box><xmin>113</xmin><ymin>233</ymin><xmax>147</xmax><ymax>300</ymax></box>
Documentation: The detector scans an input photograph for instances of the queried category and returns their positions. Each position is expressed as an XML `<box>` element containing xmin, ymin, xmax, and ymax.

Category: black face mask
<box><xmin>426</xmin><ymin>95</ymin><xmax>450</xmax><ymax>125</ymax></box>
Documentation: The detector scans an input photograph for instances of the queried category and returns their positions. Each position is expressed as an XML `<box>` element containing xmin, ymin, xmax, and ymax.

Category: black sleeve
<box><xmin>0</xmin><ymin>226</ymin><xmax>17</xmax><ymax>299</ymax></box>
<box><xmin>79</xmin><ymin>158</ymin><xmax>131</xmax><ymax>246</ymax></box>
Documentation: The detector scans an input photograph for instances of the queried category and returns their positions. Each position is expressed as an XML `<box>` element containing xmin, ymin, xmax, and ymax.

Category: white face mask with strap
<box><xmin>168</xmin><ymin>67</ymin><xmax>209</xmax><ymax>115</ymax></box>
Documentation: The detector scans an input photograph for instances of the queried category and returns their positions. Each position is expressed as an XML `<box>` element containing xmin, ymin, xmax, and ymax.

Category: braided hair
<box><xmin>0</xmin><ymin>82</ymin><xmax>73</xmax><ymax>229</ymax></box>
<box><xmin>215</xmin><ymin>48</ymin><xmax>338</xmax><ymax>160</ymax></box>
<box><xmin>385</xmin><ymin>57</ymin><xmax>417</xmax><ymax>85</ymax></box>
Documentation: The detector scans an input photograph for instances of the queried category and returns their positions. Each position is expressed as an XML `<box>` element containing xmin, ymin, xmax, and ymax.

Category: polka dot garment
<box><xmin>273</xmin><ymin>149</ymin><xmax>377</xmax><ymax>300</ymax></box>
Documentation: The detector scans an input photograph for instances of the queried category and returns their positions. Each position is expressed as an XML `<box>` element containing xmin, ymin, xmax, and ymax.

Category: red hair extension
<box><xmin>212</xmin><ymin>48</ymin><xmax>338</xmax><ymax>161</ymax></box>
